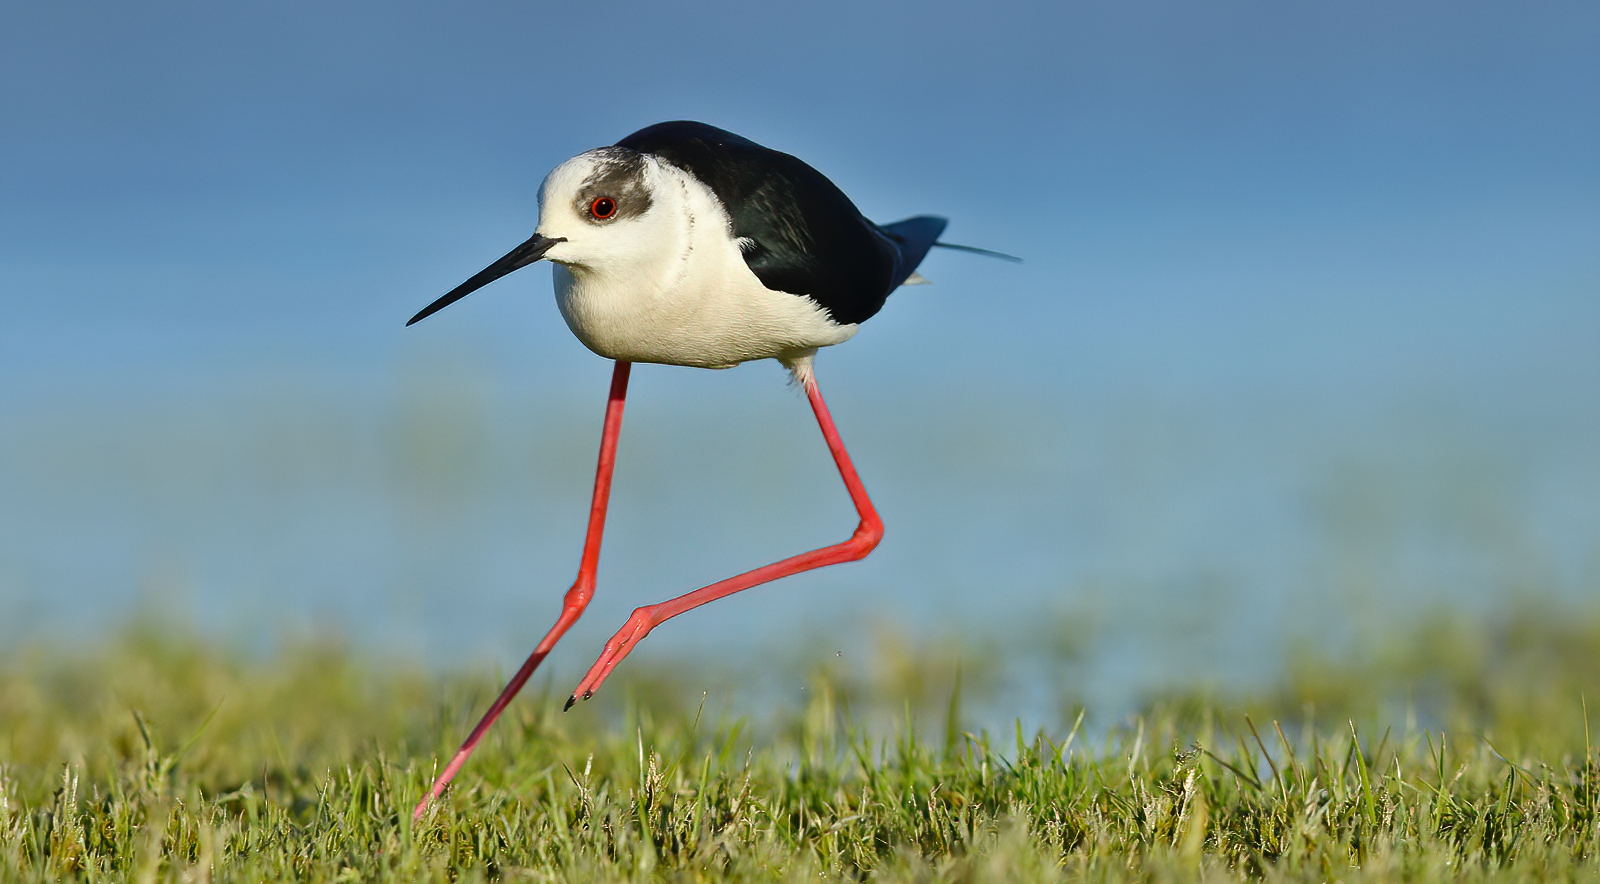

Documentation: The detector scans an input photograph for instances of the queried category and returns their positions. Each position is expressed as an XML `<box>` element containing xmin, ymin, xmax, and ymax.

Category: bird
<box><xmin>405</xmin><ymin>121</ymin><xmax>1014</xmax><ymax>819</ymax></box>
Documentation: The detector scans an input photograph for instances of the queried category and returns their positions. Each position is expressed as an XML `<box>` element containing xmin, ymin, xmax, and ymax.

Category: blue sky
<box><xmin>2</xmin><ymin>1</ymin><xmax>1597</xmax><ymax>703</ymax></box>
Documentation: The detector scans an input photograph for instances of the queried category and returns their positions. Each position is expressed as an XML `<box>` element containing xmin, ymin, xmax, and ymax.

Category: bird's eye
<box><xmin>589</xmin><ymin>196</ymin><xmax>617</xmax><ymax>220</ymax></box>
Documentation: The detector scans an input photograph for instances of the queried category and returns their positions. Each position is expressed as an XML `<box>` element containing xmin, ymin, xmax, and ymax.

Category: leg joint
<box><xmin>847</xmin><ymin>519</ymin><xmax>884</xmax><ymax>558</ymax></box>
<box><xmin>563</xmin><ymin>582</ymin><xmax>594</xmax><ymax>610</ymax></box>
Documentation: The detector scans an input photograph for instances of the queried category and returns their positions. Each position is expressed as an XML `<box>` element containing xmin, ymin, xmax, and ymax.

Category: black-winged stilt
<box><xmin>406</xmin><ymin>121</ymin><xmax>1012</xmax><ymax>818</ymax></box>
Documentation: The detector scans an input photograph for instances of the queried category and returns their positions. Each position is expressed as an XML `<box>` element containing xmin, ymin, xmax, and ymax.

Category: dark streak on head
<box><xmin>575</xmin><ymin>148</ymin><xmax>653</xmax><ymax>223</ymax></box>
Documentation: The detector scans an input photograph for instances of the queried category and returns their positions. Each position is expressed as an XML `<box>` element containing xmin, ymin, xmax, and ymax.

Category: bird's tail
<box><xmin>879</xmin><ymin>215</ymin><xmax>948</xmax><ymax>288</ymax></box>
<box><xmin>881</xmin><ymin>216</ymin><xmax>1022</xmax><ymax>289</ymax></box>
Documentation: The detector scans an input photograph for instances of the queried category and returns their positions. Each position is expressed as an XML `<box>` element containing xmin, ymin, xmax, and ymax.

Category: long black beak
<box><xmin>406</xmin><ymin>233</ymin><xmax>566</xmax><ymax>326</ymax></box>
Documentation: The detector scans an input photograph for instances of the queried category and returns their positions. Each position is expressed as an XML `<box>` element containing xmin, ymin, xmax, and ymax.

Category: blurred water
<box><xmin>4</xmin><ymin>343</ymin><xmax>1595</xmax><ymax>719</ymax></box>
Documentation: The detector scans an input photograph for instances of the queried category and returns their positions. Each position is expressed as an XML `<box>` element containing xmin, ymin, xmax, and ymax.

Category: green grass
<box><xmin>3</xmin><ymin>607</ymin><xmax>1598</xmax><ymax>882</ymax></box>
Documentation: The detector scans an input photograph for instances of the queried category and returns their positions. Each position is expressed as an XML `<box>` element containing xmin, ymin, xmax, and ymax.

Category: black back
<box><xmin>617</xmin><ymin>121</ymin><xmax>946</xmax><ymax>326</ymax></box>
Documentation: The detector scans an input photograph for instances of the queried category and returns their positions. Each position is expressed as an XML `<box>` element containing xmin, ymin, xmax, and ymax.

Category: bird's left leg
<box><xmin>566</xmin><ymin>367</ymin><xmax>881</xmax><ymax>706</ymax></box>
<box><xmin>413</xmin><ymin>360</ymin><xmax>631</xmax><ymax>819</ymax></box>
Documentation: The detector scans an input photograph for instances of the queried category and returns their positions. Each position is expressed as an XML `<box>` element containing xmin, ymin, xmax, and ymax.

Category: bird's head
<box><xmin>406</xmin><ymin>146</ymin><xmax>672</xmax><ymax>327</ymax></box>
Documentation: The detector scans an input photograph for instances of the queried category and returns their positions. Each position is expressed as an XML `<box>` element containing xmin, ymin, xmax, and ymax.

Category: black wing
<box><xmin>617</xmin><ymin>121</ymin><xmax>943</xmax><ymax>326</ymax></box>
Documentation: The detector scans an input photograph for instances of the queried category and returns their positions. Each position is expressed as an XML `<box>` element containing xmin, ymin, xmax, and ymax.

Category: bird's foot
<box><xmin>566</xmin><ymin>606</ymin><xmax>658</xmax><ymax>708</ymax></box>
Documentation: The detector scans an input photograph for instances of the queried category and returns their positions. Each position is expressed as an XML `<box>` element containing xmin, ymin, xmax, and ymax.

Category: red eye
<box><xmin>590</xmin><ymin>196</ymin><xmax>617</xmax><ymax>220</ymax></box>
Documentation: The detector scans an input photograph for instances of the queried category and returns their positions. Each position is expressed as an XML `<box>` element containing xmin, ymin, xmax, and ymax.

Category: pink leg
<box><xmin>566</xmin><ymin>369</ymin><xmax>882</xmax><ymax>706</ymax></box>
<box><xmin>413</xmin><ymin>360</ymin><xmax>631</xmax><ymax>820</ymax></box>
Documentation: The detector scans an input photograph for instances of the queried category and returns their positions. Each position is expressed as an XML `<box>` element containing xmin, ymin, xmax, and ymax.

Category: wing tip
<box><xmin>932</xmin><ymin>241</ymin><xmax>1023</xmax><ymax>263</ymax></box>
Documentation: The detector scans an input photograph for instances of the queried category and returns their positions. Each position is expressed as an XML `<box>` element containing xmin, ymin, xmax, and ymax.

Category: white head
<box><xmin>536</xmin><ymin>148</ymin><xmax>681</xmax><ymax>276</ymax></box>
<box><xmin>406</xmin><ymin>146</ymin><xmax>682</xmax><ymax>326</ymax></box>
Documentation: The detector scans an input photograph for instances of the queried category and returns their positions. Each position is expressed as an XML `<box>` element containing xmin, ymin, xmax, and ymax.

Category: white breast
<box><xmin>548</xmin><ymin>162</ymin><xmax>857</xmax><ymax>369</ymax></box>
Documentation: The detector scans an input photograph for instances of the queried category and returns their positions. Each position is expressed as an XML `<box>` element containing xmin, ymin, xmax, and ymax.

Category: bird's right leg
<box><xmin>413</xmin><ymin>359</ymin><xmax>632</xmax><ymax>820</ymax></box>
<box><xmin>564</xmin><ymin>364</ymin><xmax>882</xmax><ymax>705</ymax></box>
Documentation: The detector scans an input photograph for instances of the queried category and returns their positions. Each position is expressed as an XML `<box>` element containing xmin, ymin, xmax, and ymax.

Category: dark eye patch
<box><xmin>574</xmin><ymin>148</ymin><xmax>654</xmax><ymax>223</ymax></box>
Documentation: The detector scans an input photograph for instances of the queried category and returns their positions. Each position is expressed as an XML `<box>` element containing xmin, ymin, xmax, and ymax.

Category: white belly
<box><xmin>551</xmin><ymin>243</ymin><xmax>857</xmax><ymax>369</ymax></box>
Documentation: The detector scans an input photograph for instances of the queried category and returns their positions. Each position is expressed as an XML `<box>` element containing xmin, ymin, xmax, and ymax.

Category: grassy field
<box><xmin>2</xmin><ymin>605</ymin><xmax>1598</xmax><ymax>882</ymax></box>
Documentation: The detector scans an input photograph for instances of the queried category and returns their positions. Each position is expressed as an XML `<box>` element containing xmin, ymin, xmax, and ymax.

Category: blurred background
<box><xmin>2</xmin><ymin>0</ymin><xmax>1596</xmax><ymax>725</ymax></box>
